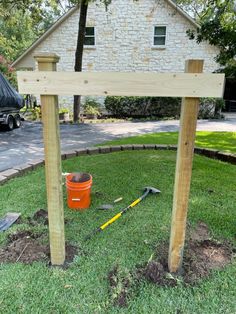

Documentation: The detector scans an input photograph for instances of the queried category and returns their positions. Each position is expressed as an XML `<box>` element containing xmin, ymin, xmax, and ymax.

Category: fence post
<box><xmin>168</xmin><ymin>59</ymin><xmax>204</xmax><ymax>273</ymax></box>
<box><xmin>34</xmin><ymin>53</ymin><xmax>65</xmax><ymax>265</ymax></box>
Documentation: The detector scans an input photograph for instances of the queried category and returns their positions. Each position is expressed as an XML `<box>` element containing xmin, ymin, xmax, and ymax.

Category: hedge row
<box><xmin>105</xmin><ymin>97</ymin><xmax>181</xmax><ymax>118</ymax></box>
<box><xmin>104</xmin><ymin>97</ymin><xmax>224</xmax><ymax>119</ymax></box>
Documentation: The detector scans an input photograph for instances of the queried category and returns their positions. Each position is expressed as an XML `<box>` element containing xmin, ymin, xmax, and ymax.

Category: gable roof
<box><xmin>12</xmin><ymin>0</ymin><xmax>199</xmax><ymax>67</ymax></box>
<box><xmin>166</xmin><ymin>0</ymin><xmax>199</xmax><ymax>28</ymax></box>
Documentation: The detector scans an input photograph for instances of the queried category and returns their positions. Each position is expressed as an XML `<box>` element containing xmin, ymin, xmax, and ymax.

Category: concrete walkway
<box><xmin>0</xmin><ymin>116</ymin><xmax>235</xmax><ymax>172</ymax></box>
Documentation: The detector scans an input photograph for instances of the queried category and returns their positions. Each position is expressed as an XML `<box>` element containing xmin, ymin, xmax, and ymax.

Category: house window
<box><xmin>153</xmin><ymin>26</ymin><xmax>166</xmax><ymax>46</ymax></box>
<box><xmin>84</xmin><ymin>27</ymin><xmax>95</xmax><ymax>46</ymax></box>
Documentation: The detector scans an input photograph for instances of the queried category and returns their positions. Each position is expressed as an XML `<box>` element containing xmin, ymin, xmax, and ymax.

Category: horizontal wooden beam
<box><xmin>17</xmin><ymin>71</ymin><xmax>225</xmax><ymax>98</ymax></box>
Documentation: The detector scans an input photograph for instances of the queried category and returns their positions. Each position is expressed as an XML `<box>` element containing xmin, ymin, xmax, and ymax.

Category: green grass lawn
<box><xmin>0</xmin><ymin>147</ymin><xmax>235</xmax><ymax>313</ymax></box>
<box><xmin>102</xmin><ymin>131</ymin><xmax>236</xmax><ymax>153</ymax></box>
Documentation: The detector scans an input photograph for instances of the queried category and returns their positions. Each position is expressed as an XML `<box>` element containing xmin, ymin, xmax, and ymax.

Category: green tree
<box><xmin>0</xmin><ymin>0</ymin><xmax>60</xmax><ymax>27</ymax></box>
<box><xmin>0</xmin><ymin>0</ymin><xmax>62</xmax><ymax>61</ymax></box>
<box><xmin>177</xmin><ymin>0</ymin><xmax>236</xmax><ymax>75</ymax></box>
<box><xmin>0</xmin><ymin>11</ymin><xmax>36</xmax><ymax>61</ymax></box>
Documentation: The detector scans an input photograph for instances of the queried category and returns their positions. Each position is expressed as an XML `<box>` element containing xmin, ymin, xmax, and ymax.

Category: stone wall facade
<box><xmin>16</xmin><ymin>0</ymin><xmax>220</xmax><ymax>108</ymax></box>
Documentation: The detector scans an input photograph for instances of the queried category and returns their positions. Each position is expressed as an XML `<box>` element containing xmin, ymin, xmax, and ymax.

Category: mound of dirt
<box><xmin>189</xmin><ymin>221</ymin><xmax>210</xmax><ymax>242</ymax></box>
<box><xmin>141</xmin><ymin>222</ymin><xmax>233</xmax><ymax>286</ymax></box>
<box><xmin>64</xmin><ymin>243</ymin><xmax>78</xmax><ymax>264</ymax></box>
<box><xmin>108</xmin><ymin>222</ymin><xmax>234</xmax><ymax>308</ymax></box>
<box><xmin>183</xmin><ymin>239</ymin><xmax>232</xmax><ymax>283</ymax></box>
<box><xmin>7</xmin><ymin>230</ymin><xmax>39</xmax><ymax>243</ymax></box>
<box><xmin>143</xmin><ymin>260</ymin><xmax>177</xmax><ymax>287</ymax></box>
<box><xmin>26</xmin><ymin>209</ymin><xmax>68</xmax><ymax>226</ymax></box>
<box><xmin>0</xmin><ymin>231</ymin><xmax>48</xmax><ymax>264</ymax></box>
<box><xmin>0</xmin><ymin>230</ymin><xmax>78</xmax><ymax>265</ymax></box>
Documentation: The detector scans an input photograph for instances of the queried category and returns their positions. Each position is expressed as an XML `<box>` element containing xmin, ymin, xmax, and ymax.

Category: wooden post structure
<box><xmin>34</xmin><ymin>54</ymin><xmax>65</xmax><ymax>265</ymax></box>
<box><xmin>168</xmin><ymin>60</ymin><xmax>204</xmax><ymax>273</ymax></box>
<box><xmin>17</xmin><ymin>59</ymin><xmax>224</xmax><ymax>268</ymax></box>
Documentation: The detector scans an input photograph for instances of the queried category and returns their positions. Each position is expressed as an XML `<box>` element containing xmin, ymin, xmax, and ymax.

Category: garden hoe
<box><xmin>85</xmin><ymin>187</ymin><xmax>161</xmax><ymax>241</ymax></box>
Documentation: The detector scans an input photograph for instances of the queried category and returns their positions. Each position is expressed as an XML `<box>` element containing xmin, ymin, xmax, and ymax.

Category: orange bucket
<box><xmin>66</xmin><ymin>173</ymin><xmax>92</xmax><ymax>211</ymax></box>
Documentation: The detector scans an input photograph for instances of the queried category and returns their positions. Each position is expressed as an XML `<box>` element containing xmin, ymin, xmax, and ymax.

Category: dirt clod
<box><xmin>144</xmin><ymin>261</ymin><xmax>164</xmax><ymax>284</ymax></box>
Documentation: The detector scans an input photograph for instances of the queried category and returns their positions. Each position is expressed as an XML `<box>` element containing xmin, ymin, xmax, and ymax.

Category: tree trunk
<box><xmin>73</xmin><ymin>1</ymin><xmax>88</xmax><ymax>123</ymax></box>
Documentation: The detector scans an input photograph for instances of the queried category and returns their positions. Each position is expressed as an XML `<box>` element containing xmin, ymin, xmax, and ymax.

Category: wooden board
<box><xmin>17</xmin><ymin>71</ymin><xmax>225</xmax><ymax>98</ymax></box>
<box><xmin>41</xmin><ymin>94</ymin><xmax>65</xmax><ymax>265</ymax></box>
<box><xmin>168</xmin><ymin>59</ymin><xmax>203</xmax><ymax>273</ymax></box>
<box><xmin>34</xmin><ymin>54</ymin><xmax>65</xmax><ymax>266</ymax></box>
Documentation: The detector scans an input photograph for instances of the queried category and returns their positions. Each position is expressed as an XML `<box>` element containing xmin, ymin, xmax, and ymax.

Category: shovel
<box><xmin>85</xmin><ymin>187</ymin><xmax>160</xmax><ymax>240</ymax></box>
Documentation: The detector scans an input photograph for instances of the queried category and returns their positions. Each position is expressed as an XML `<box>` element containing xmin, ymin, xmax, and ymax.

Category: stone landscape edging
<box><xmin>0</xmin><ymin>144</ymin><xmax>235</xmax><ymax>185</ymax></box>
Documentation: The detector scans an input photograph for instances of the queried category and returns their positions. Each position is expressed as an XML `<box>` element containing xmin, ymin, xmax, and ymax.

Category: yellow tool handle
<box><xmin>100</xmin><ymin>197</ymin><xmax>141</xmax><ymax>231</ymax></box>
<box><xmin>100</xmin><ymin>212</ymin><xmax>122</xmax><ymax>230</ymax></box>
<box><xmin>130</xmin><ymin>198</ymin><xmax>141</xmax><ymax>208</ymax></box>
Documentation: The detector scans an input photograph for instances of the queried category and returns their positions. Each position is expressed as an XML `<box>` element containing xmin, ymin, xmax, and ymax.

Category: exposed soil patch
<box><xmin>0</xmin><ymin>231</ymin><xmax>48</xmax><ymax>264</ymax></box>
<box><xmin>64</xmin><ymin>243</ymin><xmax>78</xmax><ymax>264</ymax></box>
<box><xmin>108</xmin><ymin>265</ymin><xmax>132</xmax><ymax>307</ymax></box>
<box><xmin>0</xmin><ymin>230</ymin><xmax>78</xmax><ymax>265</ymax></box>
<box><xmin>7</xmin><ymin>230</ymin><xmax>39</xmax><ymax>243</ymax></box>
<box><xmin>15</xmin><ymin>209</ymin><xmax>69</xmax><ymax>227</ymax></box>
<box><xmin>108</xmin><ymin>222</ymin><xmax>234</xmax><ymax>307</ymax></box>
<box><xmin>142</xmin><ymin>260</ymin><xmax>177</xmax><ymax>287</ymax></box>
<box><xmin>32</xmin><ymin>209</ymin><xmax>48</xmax><ymax>225</ymax></box>
<box><xmin>183</xmin><ymin>239</ymin><xmax>232</xmax><ymax>283</ymax></box>
<box><xmin>140</xmin><ymin>222</ymin><xmax>233</xmax><ymax>286</ymax></box>
<box><xmin>188</xmin><ymin>221</ymin><xmax>210</xmax><ymax>242</ymax></box>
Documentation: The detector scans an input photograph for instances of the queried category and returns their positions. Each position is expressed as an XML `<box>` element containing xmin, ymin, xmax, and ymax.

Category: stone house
<box><xmin>13</xmin><ymin>0</ymin><xmax>220</xmax><ymax>109</ymax></box>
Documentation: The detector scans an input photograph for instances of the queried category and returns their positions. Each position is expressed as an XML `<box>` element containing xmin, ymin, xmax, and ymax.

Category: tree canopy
<box><xmin>177</xmin><ymin>0</ymin><xmax>236</xmax><ymax>75</ymax></box>
<box><xmin>0</xmin><ymin>0</ymin><xmax>62</xmax><ymax>62</ymax></box>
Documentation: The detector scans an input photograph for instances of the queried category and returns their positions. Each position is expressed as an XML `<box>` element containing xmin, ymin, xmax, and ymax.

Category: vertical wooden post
<box><xmin>34</xmin><ymin>54</ymin><xmax>65</xmax><ymax>265</ymax></box>
<box><xmin>168</xmin><ymin>60</ymin><xmax>204</xmax><ymax>273</ymax></box>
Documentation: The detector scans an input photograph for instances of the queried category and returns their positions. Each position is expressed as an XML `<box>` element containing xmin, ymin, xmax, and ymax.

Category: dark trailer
<box><xmin>0</xmin><ymin>72</ymin><xmax>24</xmax><ymax>130</ymax></box>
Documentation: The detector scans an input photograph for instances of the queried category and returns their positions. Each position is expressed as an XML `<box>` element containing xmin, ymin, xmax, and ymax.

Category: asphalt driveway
<box><xmin>0</xmin><ymin>117</ymin><xmax>235</xmax><ymax>172</ymax></box>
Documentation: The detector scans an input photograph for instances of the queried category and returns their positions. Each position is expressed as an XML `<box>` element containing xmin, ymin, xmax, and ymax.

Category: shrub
<box><xmin>20</xmin><ymin>106</ymin><xmax>41</xmax><ymax>120</ymax></box>
<box><xmin>198</xmin><ymin>98</ymin><xmax>225</xmax><ymax>119</ymax></box>
<box><xmin>105</xmin><ymin>96</ymin><xmax>225</xmax><ymax>119</ymax></box>
<box><xmin>59</xmin><ymin>108</ymin><xmax>69</xmax><ymax>114</ymax></box>
<box><xmin>214</xmin><ymin>98</ymin><xmax>225</xmax><ymax>117</ymax></box>
<box><xmin>83</xmin><ymin>98</ymin><xmax>101</xmax><ymax>110</ymax></box>
<box><xmin>84</xmin><ymin>105</ymin><xmax>101</xmax><ymax>116</ymax></box>
<box><xmin>83</xmin><ymin>98</ymin><xmax>101</xmax><ymax>117</ymax></box>
<box><xmin>104</xmin><ymin>96</ymin><xmax>181</xmax><ymax>118</ymax></box>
